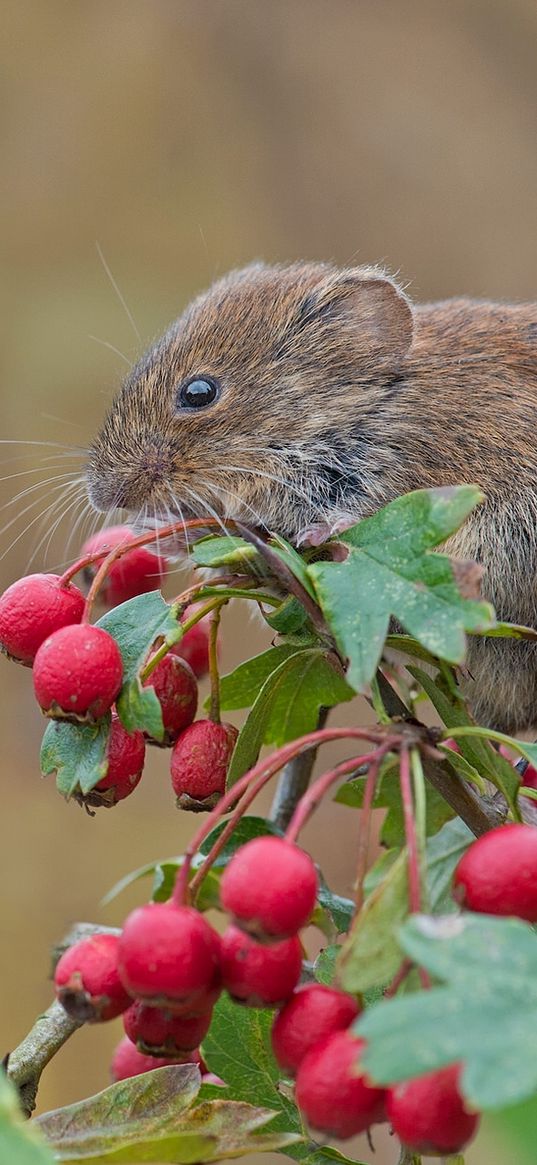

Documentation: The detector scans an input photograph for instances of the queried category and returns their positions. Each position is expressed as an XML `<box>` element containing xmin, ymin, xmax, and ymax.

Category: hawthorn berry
<box><xmin>33</xmin><ymin>623</ymin><xmax>123</xmax><ymax>722</ymax></box>
<box><xmin>81</xmin><ymin>527</ymin><xmax>168</xmax><ymax>606</ymax></box>
<box><xmin>453</xmin><ymin>822</ymin><xmax>537</xmax><ymax>921</ymax></box>
<box><xmin>54</xmin><ymin>933</ymin><xmax>131</xmax><ymax>1022</ymax></box>
<box><xmin>123</xmin><ymin>1000</ymin><xmax>212</xmax><ymax>1057</ymax></box>
<box><xmin>171</xmin><ymin>719</ymin><xmax>238</xmax><ymax>811</ymax></box>
<box><xmin>118</xmin><ymin>902</ymin><xmax>221</xmax><ymax>1013</ymax></box>
<box><xmin>0</xmin><ymin>573</ymin><xmax>84</xmax><ymax>665</ymax></box>
<box><xmin>295</xmin><ymin>1031</ymin><xmax>386</xmax><ymax>1140</ymax></box>
<box><xmin>271</xmin><ymin>984</ymin><xmax>360</xmax><ymax>1075</ymax></box>
<box><xmin>143</xmin><ymin>654</ymin><xmax>198</xmax><ymax>746</ymax></box>
<box><xmin>76</xmin><ymin>714</ymin><xmax>146</xmax><ymax>809</ymax></box>
<box><xmin>386</xmin><ymin>1064</ymin><xmax>480</xmax><ymax>1154</ymax></box>
<box><xmin>220</xmin><ymin>925</ymin><xmax>302</xmax><ymax>1007</ymax></box>
<box><xmin>520</xmin><ymin>761</ymin><xmax>537</xmax><ymax>798</ymax></box>
<box><xmin>220</xmin><ymin>836</ymin><xmax>318</xmax><ymax>940</ymax></box>
<box><xmin>110</xmin><ymin>1037</ymin><xmax>200</xmax><ymax>1082</ymax></box>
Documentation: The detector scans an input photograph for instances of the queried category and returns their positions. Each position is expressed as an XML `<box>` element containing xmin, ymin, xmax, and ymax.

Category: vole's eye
<box><xmin>176</xmin><ymin>375</ymin><xmax>220</xmax><ymax>411</ymax></box>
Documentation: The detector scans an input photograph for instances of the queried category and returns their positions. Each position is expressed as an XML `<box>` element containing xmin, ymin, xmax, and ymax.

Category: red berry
<box><xmin>76</xmin><ymin>713</ymin><xmax>146</xmax><ymax>809</ymax></box>
<box><xmin>220</xmin><ymin>925</ymin><xmax>302</xmax><ymax>1007</ymax></box>
<box><xmin>54</xmin><ymin>933</ymin><xmax>131</xmax><ymax>1022</ymax></box>
<box><xmin>123</xmin><ymin>1000</ymin><xmax>212</xmax><ymax>1057</ymax></box>
<box><xmin>295</xmin><ymin>1031</ymin><xmax>386</xmax><ymax>1140</ymax></box>
<box><xmin>81</xmin><ymin>527</ymin><xmax>168</xmax><ymax>607</ymax></box>
<box><xmin>118</xmin><ymin>902</ymin><xmax>221</xmax><ymax>1013</ymax></box>
<box><xmin>272</xmin><ymin>984</ymin><xmax>360</xmax><ymax>1075</ymax></box>
<box><xmin>520</xmin><ymin>762</ymin><xmax>537</xmax><ymax>797</ymax></box>
<box><xmin>170</xmin><ymin>719</ymin><xmax>238</xmax><ymax>811</ymax></box>
<box><xmin>0</xmin><ymin>573</ymin><xmax>84</xmax><ymax>666</ymax></box>
<box><xmin>143</xmin><ymin>654</ymin><xmax>198</xmax><ymax>746</ymax></box>
<box><xmin>386</xmin><ymin>1065</ymin><xmax>480</xmax><ymax>1154</ymax></box>
<box><xmin>33</xmin><ymin>623</ymin><xmax>123</xmax><ymax>722</ymax></box>
<box><xmin>221</xmin><ymin>836</ymin><xmax>318</xmax><ymax>940</ymax></box>
<box><xmin>110</xmin><ymin>1037</ymin><xmax>199</xmax><ymax>1082</ymax></box>
<box><xmin>453</xmin><ymin>823</ymin><xmax>537</xmax><ymax>921</ymax></box>
<box><xmin>172</xmin><ymin>616</ymin><xmax>210</xmax><ymax>679</ymax></box>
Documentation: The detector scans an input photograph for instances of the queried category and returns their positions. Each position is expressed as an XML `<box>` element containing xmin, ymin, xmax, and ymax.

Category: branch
<box><xmin>269</xmin><ymin>708</ymin><xmax>329</xmax><ymax>830</ymax></box>
<box><xmin>5</xmin><ymin>1001</ymin><xmax>82</xmax><ymax>1118</ymax></box>
<box><xmin>6</xmin><ymin>923</ymin><xmax>121</xmax><ymax>1117</ymax></box>
<box><xmin>376</xmin><ymin>671</ymin><xmax>504</xmax><ymax>837</ymax></box>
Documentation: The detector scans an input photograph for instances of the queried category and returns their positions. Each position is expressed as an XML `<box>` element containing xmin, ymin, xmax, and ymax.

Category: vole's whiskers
<box><xmin>96</xmin><ymin>242</ymin><xmax>141</xmax><ymax>344</ymax></box>
<box><xmin>88</xmin><ymin>335</ymin><xmax>133</xmax><ymax>368</ymax></box>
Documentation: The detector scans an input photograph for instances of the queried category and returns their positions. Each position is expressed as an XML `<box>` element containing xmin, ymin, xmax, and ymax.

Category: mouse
<box><xmin>86</xmin><ymin>261</ymin><xmax>537</xmax><ymax>734</ymax></box>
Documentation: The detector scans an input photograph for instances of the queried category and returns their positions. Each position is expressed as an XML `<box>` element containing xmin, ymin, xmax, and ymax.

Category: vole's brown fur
<box><xmin>87</xmin><ymin>262</ymin><xmax>537</xmax><ymax>733</ymax></box>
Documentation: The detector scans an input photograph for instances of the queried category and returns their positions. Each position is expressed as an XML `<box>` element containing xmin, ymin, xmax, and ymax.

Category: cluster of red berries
<box><xmin>52</xmin><ymin>834</ymin><xmax>479</xmax><ymax>1154</ymax></box>
<box><xmin>0</xmin><ymin>527</ymin><xmax>237</xmax><ymax>810</ymax></box>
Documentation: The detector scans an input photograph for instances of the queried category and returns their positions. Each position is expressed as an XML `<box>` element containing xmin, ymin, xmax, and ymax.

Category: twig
<box><xmin>269</xmin><ymin>708</ymin><xmax>329</xmax><ymax>829</ymax></box>
<box><xmin>5</xmin><ymin>1001</ymin><xmax>82</xmax><ymax>1118</ymax></box>
<box><xmin>5</xmin><ymin>923</ymin><xmax>120</xmax><ymax>1116</ymax></box>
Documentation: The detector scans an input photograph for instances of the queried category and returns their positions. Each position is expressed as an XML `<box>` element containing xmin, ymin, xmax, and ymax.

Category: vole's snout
<box><xmin>86</xmin><ymin>439</ymin><xmax>175</xmax><ymax>515</ymax></box>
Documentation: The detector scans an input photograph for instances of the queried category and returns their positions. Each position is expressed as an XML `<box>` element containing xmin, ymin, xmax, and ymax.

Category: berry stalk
<box><xmin>399</xmin><ymin>745</ymin><xmax>431</xmax><ymax>990</ymax></box>
<box><xmin>285</xmin><ymin>745</ymin><xmax>393</xmax><ymax>845</ymax></box>
<box><xmin>207</xmin><ymin>601</ymin><xmax>225</xmax><ymax>724</ymax></box>
<box><xmin>172</xmin><ymin>725</ymin><xmax>392</xmax><ymax>907</ymax></box>
<box><xmin>353</xmin><ymin>753</ymin><xmax>385</xmax><ymax>913</ymax></box>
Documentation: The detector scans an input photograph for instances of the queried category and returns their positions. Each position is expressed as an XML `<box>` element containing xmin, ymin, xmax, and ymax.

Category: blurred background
<box><xmin>2</xmin><ymin>2</ymin><xmax>537</xmax><ymax>1162</ymax></box>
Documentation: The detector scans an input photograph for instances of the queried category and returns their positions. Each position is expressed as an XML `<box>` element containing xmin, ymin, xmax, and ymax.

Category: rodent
<box><xmin>87</xmin><ymin>261</ymin><xmax>537</xmax><ymax>734</ymax></box>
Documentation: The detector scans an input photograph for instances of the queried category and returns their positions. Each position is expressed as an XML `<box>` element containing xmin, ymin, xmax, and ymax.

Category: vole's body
<box><xmin>87</xmin><ymin>262</ymin><xmax>537</xmax><ymax>733</ymax></box>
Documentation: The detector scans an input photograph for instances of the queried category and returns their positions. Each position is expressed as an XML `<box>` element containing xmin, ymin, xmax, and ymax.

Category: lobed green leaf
<box><xmin>307</xmin><ymin>486</ymin><xmax>494</xmax><ymax>692</ymax></box>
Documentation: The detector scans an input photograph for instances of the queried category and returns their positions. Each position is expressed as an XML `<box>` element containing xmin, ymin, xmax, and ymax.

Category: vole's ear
<box><xmin>299</xmin><ymin>268</ymin><xmax>414</xmax><ymax>362</ymax></box>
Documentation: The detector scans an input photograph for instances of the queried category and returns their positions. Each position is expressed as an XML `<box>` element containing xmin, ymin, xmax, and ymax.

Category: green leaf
<box><xmin>40</xmin><ymin>716</ymin><xmax>111</xmax><ymax>798</ymax></box>
<box><xmin>202</xmin><ymin>995</ymin><xmax>363</xmax><ymax>1165</ymax></box>
<box><xmin>268</xmin><ymin>535</ymin><xmax>317</xmax><ymax>599</ymax></box>
<box><xmin>425</xmin><ymin>816</ymin><xmax>473</xmax><ymax>912</ymax></box>
<box><xmin>191</xmin><ymin>536</ymin><xmax>260</xmax><ymax>570</ymax></box>
<box><xmin>263</xmin><ymin>595</ymin><xmax>309</xmax><ymax>634</ymax></box>
<box><xmin>0</xmin><ymin>1074</ymin><xmax>54</xmax><ymax>1165</ymax></box>
<box><xmin>198</xmin><ymin>816</ymin><xmax>283</xmax><ymax>864</ymax></box>
<box><xmin>227</xmin><ymin>649</ymin><xmax>353</xmax><ymax>785</ymax></box>
<box><xmin>307</xmin><ymin>486</ymin><xmax>494</xmax><ymax>692</ymax></box>
<box><xmin>313</xmin><ymin>945</ymin><xmax>339</xmax><ymax>986</ymax></box>
<box><xmin>409</xmin><ymin>665</ymin><xmax>519</xmax><ymax>813</ymax></box>
<box><xmin>337</xmin><ymin>847</ymin><xmax>409</xmax><ymax>992</ymax></box>
<box><xmin>335</xmin><ymin>759</ymin><xmax>454</xmax><ymax>847</ymax></box>
<box><xmin>316</xmin><ymin>882</ymin><xmax>354</xmax><ymax>935</ymax></box>
<box><xmin>98</xmin><ymin>592</ymin><xmax>181</xmax><ymax>740</ymax></box>
<box><xmin>218</xmin><ymin>646</ymin><xmax>301</xmax><ymax>709</ymax></box>
<box><xmin>37</xmin><ymin>1064</ymin><xmax>297</xmax><ymax>1163</ymax></box>
<box><xmin>358</xmin><ymin>913</ymin><xmax>537</xmax><ymax>1110</ymax></box>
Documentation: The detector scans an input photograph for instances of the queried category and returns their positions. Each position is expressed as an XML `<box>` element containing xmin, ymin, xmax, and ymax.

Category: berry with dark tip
<box><xmin>170</xmin><ymin>719</ymin><xmax>238</xmax><ymax>811</ymax></box>
<box><xmin>453</xmin><ymin>822</ymin><xmax>537</xmax><ymax>922</ymax></box>
<box><xmin>271</xmin><ymin>984</ymin><xmax>360</xmax><ymax>1075</ymax></box>
<box><xmin>54</xmin><ymin>933</ymin><xmax>131</xmax><ymax>1022</ymax></box>
<box><xmin>76</xmin><ymin>713</ymin><xmax>146</xmax><ymax>809</ymax></box>
<box><xmin>295</xmin><ymin>1030</ymin><xmax>387</xmax><ymax>1140</ymax></box>
<box><xmin>81</xmin><ymin>527</ymin><xmax>168</xmax><ymax>607</ymax></box>
<box><xmin>386</xmin><ymin>1064</ymin><xmax>480</xmax><ymax>1154</ymax></box>
<box><xmin>0</xmin><ymin>573</ymin><xmax>84</xmax><ymax>665</ymax></box>
<box><xmin>143</xmin><ymin>654</ymin><xmax>198</xmax><ymax>746</ymax></box>
<box><xmin>110</xmin><ymin>1037</ymin><xmax>200</xmax><ymax>1082</ymax></box>
<box><xmin>33</xmin><ymin>623</ymin><xmax>123</xmax><ymax>722</ymax></box>
<box><xmin>118</xmin><ymin>902</ymin><xmax>221</xmax><ymax>1013</ymax></box>
<box><xmin>220</xmin><ymin>925</ymin><xmax>302</xmax><ymax>1007</ymax></box>
<box><xmin>220</xmin><ymin>836</ymin><xmax>318</xmax><ymax>940</ymax></box>
<box><xmin>123</xmin><ymin>1000</ymin><xmax>212</xmax><ymax>1057</ymax></box>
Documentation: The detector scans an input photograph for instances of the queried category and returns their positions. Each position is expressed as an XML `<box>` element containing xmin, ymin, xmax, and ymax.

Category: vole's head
<box><xmin>87</xmin><ymin>261</ymin><xmax>413</xmax><ymax>542</ymax></box>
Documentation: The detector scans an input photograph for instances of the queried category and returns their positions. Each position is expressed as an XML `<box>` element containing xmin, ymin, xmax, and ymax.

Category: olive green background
<box><xmin>2</xmin><ymin>3</ymin><xmax>537</xmax><ymax>1162</ymax></box>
